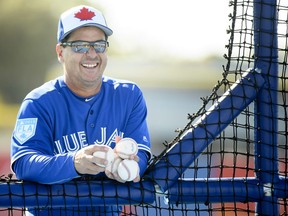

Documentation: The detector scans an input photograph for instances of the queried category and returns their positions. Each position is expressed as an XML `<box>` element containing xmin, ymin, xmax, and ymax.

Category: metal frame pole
<box><xmin>253</xmin><ymin>0</ymin><xmax>279</xmax><ymax>214</ymax></box>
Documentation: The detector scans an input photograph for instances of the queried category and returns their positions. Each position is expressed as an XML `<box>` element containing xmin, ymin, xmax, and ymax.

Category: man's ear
<box><xmin>56</xmin><ymin>44</ymin><xmax>64</xmax><ymax>63</ymax></box>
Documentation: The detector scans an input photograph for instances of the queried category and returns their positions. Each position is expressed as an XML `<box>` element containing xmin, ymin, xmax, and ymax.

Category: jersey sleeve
<box><xmin>11</xmin><ymin>99</ymin><xmax>80</xmax><ymax>184</ymax></box>
<box><xmin>120</xmin><ymin>85</ymin><xmax>152</xmax><ymax>176</ymax></box>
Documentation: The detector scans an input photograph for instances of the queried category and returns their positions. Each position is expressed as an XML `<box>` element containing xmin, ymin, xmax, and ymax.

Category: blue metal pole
<box><xmin>253</xmin><ymin>0</ymin><xmax>279</xmax><ymax>215</ymax></box>
<box><xmin>166</xmin><ymin>177</ymin><xmax>288</xmax><ymax>204</ymax></box>
<box><xmin>167</xmin><ymin>178</ymin><xmax>261</xmax><ymax>204</ymax></box>
<box><xmin>0</xmin><ymin>180</ymin><xmax>155</xmax><ymax>208</ymax></box>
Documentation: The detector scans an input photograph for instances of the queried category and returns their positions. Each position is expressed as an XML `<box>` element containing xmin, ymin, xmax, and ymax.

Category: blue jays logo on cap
<box><xmin>14</xmin><ymin>118</ymin><xmax>38</xmax><ymax>144</ymax></box>
<box><xmin>74</xmin><ymin>7</ymin><xmax>96</xmax><ymax>21</ymax></box>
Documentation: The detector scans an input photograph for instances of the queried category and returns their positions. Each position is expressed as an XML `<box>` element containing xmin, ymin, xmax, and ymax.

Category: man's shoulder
<box><xmin>102</xmin><ymin>76</ymin><xmax>140</xmax><ymax>92</ymax></box>
<box><xmin>25</xmin><ymin>76</ymin><xmax>63</xmax><ymax>101</ymax></box>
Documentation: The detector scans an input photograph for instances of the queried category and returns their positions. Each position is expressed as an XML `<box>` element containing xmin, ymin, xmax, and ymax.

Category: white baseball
<box><xmin>115</xmin><ymin>138</ymin><xmax>138</xmax><ymax>159</ymax></box>
<box><xmin>117</xmin><ymin>159</ymin><xmax>139</xmax><ymax>182</ymax></box>
<box><xmin>105</xmin><ymin>154</ymin><xmax>123</xmax><ymax>173</ymax></box>
<box><xmin>92</xmin><ymin>145</ymin><xmax>114</xmax><ymax>167</ymax></box>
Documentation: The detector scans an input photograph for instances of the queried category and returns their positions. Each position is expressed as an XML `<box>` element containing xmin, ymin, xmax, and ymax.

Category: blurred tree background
<box><xmin>1</xmin><ymin>0</ymin><xmax>54</xmax><ymax>103</ymax></box>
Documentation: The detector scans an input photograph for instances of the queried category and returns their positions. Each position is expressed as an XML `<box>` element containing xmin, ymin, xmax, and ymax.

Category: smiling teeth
<box><xmin>82</xmin><ymin>63</ymin><xmax>97</xmax><ymax>68</ymax></box>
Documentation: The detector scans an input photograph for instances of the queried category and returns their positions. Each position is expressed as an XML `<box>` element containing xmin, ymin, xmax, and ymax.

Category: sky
<box><xmin>88</xmin><ymin>0</ymin><xmax>231</xmax><ymax>60</ymax></box>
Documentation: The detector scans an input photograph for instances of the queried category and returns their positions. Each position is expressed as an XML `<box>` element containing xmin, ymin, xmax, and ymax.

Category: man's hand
<box><xmin>74</xmin><ymin>144</ymin><xmax>110</xmax><ymax>175</ymax></box>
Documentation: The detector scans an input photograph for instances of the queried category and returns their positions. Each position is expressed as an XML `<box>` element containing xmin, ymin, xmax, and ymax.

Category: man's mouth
<box><xmin>82</xmin><ymin>63</ymin><xmax>98</xmax><ymax>68</ymax></box>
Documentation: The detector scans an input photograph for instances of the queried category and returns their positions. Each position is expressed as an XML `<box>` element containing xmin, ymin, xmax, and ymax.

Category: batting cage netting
<box><xmin>1</xmin><ymin>0</ymin><xmax>288</xmax><ymax>215</ymax></box>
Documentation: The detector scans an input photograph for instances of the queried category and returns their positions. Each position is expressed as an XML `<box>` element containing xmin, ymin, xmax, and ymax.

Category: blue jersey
<box><xmin>11</xmin><ymin>76</ymin><xmax>151</xmax><ymax>185</ymax></box>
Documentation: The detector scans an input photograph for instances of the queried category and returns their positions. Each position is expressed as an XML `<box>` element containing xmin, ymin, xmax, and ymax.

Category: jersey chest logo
<box><xmin>14</xmin><ymin>118</ymin><xmax>38</xmax><ymax>144</ymax></box>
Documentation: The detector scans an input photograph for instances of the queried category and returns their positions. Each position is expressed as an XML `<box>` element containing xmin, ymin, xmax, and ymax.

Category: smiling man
<box><xmin>10</xmin><ymin>5</ymin><xmax>151</xmax><ymax>216</ymax></box>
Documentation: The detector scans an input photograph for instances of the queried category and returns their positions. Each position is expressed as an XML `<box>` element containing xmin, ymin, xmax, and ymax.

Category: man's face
<box><xmin>56</xmin><ymin>26</ymin><xmax>108</xmax><ymax>96</ymax></box>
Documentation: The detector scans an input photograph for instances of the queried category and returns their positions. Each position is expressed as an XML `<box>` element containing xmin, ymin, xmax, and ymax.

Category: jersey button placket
<box><xmin>86</xmin><ymin>108</ymin><xmax>96</xmax><ymax>144</ymax></box>
<box><xmin>89</xmin><ymin>110</ymin><xmax>95</xmax><ymax>128</ymax></box>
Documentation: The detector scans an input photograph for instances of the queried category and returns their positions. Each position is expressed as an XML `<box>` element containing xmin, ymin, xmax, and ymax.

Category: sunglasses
<box><xmin>60</xmin><ymin>40</ymin><xmax>109</xmax><ymax>53</ymax></box>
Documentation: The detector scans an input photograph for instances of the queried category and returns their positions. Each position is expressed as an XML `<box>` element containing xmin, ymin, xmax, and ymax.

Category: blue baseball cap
<box><xmin>57</xmin><ymin>5</ymin><xmax>113</xmax><ymax>42</ymax></box>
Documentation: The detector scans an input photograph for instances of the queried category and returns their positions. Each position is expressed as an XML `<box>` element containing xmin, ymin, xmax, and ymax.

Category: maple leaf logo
<box><xmin>74</xmin><ymin>7</ymin><xmax>96</xmax><ymax>21</ymax></box>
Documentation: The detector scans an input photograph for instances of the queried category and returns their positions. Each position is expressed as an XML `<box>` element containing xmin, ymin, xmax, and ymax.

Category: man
<box><xmin>10</xmin><ymin>5</ymin><xmax>151</xmax><ymax>215</ymax></box>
